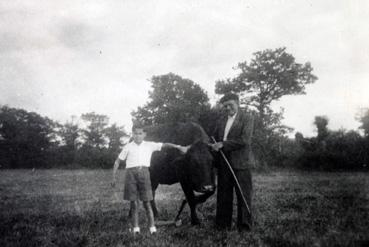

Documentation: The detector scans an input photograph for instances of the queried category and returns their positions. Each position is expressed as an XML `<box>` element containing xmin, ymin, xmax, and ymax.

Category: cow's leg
<box><xmin>151</xmin><ymin>182</ymin><xmax>159</xmax><ymax>218</ymax></box>
<box><xmin>174</xmin><ymin>199</ymin><xmax>187</xmax><ymax>222</ymax></box>
<box><xmin>180</xmin><ymin>181</ymin><xmax>200</xmax><ymax>225</ymax></box>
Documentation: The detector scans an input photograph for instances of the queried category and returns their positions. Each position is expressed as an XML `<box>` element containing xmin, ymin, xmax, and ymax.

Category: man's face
<box><xmin>222</xmin><ymin>99</ymin><xmax>239</xmax><ymax>117</ymax></box>
<box><xmin>132</xmin><ymin>128</ymin><xmax>146</xmax><ymax>144</ymax></box>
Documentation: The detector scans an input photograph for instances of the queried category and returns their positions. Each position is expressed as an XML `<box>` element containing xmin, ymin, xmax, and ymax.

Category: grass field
<box><xmin>0</xmin><ymin>169</ymin><xmax>368</xmax><ymax>247</ymax></box>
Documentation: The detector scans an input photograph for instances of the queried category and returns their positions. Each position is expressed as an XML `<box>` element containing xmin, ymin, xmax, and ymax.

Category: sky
<box><xmin>1</xmin><ymin>0</ymin><xmax>368</xmax><ymax>136</ymax></box>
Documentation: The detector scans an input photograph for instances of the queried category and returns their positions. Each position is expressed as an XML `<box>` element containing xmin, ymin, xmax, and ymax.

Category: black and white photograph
<box><xmin>1</xmin><ymin>0</ymin><xmax>368</xmax><ymax>246</ymax></box>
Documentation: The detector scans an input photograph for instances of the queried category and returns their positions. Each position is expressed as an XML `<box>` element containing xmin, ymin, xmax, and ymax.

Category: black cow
<box><xmin>144</xmin><ymin>122</ymin><xmax>215</xmax><ymax>225</ymax></box>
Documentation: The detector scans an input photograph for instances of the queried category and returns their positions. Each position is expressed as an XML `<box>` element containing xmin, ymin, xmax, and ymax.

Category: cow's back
<box><xmin>147</xmin><ymin>122</ymin><xmax>209</xmax><ymax>185</ymax></box>
<box><xmin>144</xmin><ymin>122</ymin><xmax>209</xmax><ymax>146</ymax></box>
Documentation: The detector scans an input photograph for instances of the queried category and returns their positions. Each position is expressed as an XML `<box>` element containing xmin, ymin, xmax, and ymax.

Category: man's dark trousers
<box><xmin>216</xmin><ymin>162</ymin><xmax>252</xmax><ymax>229</ymax></box>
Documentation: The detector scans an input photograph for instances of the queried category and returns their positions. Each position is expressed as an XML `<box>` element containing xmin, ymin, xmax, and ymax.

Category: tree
<box><xmin>60</xmin><ymin>116</ymin><xmax>80</xmax><ymax>148</ymax></box>
<box><xmin>77</xmin><ymin>113</ymin><xmax>128</xmax><ymax>168</ymax></box>
<box><xmin>81</xmin><ymin>112</ymin><xmax>109</xmax><ymax>149</ymax></box>
<box><xmin>132</xmin><ymin>73</ymin><xmax>211</xmax><ymax>125</ymax></box>
<box><xmin>215</xmin><ymin>47</ymin><xmax>318</xmax><ymax>166</ymax></box>
<box><xmin>356</xmin><ymin>108</ymin><xmax>369</xmax><ymax>168</ymax></box>
<box><xmin>314</xmin><ymin>116</ymin><xmax>329</xmax><ymax>142</ymax></box>
<box><xmin>0</xmin><ymin>105</ymin><xmax>59</xmax><ymax>168</ymax></box>
<box><xmin>57</xmin><ymin>116</ymin><xmax>81</xmax><ymax>167</ymax></box>
<box><xmin>216</xmin><ymin>47</ymin><xmax>317</xmax><ymax>127</ymax></box>
<box><xmin>104</xmin><ymin>123</ymin><xmax>127</xmax><ymax>153</ymax></box>
<box><xmin>357</xmin><ymin>108</ymin><xmax>369</xmax><ymax>137</ymax></box>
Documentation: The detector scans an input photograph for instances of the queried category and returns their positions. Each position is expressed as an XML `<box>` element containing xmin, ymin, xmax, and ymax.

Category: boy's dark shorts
<box><xmin>124</xmin><ymin>167</ymin><xmax>153</xmax><ymax>201</ymax></box>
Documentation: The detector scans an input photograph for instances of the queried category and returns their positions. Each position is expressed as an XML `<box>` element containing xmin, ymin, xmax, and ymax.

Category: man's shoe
<box><xmin>215</xmin><ymin>224</ymin><xmax>231</xmax><ymax>231</ymax></box>
<box><xmin>237</xmin><ymin>223</ymin><xmax>251</xmax><ymax>233</ymax></box>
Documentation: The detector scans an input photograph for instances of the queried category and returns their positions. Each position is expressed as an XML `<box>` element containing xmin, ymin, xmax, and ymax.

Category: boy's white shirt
<box><xmin>118</xmin><ymin>141</ymin><xmax>162</xmax><ymax>168</ymax></box>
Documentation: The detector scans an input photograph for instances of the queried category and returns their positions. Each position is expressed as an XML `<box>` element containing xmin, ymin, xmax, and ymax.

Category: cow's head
<box><xmin>185</xmin><ymin>140</ymin><xmax>215</xmax><ymax>194</ymax></box>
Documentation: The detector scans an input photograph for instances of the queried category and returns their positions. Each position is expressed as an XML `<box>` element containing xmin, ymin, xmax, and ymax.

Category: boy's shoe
<box><xmin>149</xmin><ymin>226</ymin><xmax>157</xmax><ymax>235</ymax></box>
<box><xmin>129</xmin><ymin>227</ymin><xmax>140</xmax><ymax>235</ymax></box>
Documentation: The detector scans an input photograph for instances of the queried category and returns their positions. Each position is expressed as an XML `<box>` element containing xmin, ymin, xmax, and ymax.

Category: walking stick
<box><xmin>211</xmin><ymin>136</ymin><xmax>251</xmax><ymax>216</ymax></box>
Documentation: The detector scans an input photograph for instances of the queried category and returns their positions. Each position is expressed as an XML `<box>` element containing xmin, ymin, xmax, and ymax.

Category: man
<box><xmin>211</xmin><ymin>93</ymin><xmax>254</xmax><ymax>232</ymax></box>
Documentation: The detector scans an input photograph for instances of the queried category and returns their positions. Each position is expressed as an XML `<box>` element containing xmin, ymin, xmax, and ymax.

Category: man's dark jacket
<box><xmin>213</xmin><ymin>110</ymin><xmax>254</xmax><ymax>169</ymax></box>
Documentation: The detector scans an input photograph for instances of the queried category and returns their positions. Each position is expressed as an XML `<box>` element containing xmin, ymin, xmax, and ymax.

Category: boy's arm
<box><xmin>112</xmin><ymin>145</ymin><xmax>129</xmax><ymax>187</ymax></box>
<box><xmin>162</xmin><ymin>143</ymin><xmax>190</xmax><ymax>154</ymax></box>
<box><xmin>111</xmin><ymin>157</ymin><xmax>120</xmax><ymax>187</ymax></box>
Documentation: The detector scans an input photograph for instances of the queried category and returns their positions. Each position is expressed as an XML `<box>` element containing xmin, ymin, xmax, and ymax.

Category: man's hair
<box><xmin>219</xmin><ymin>93</ymin><xmax>239</xmax><ymax>104</ymax></box>
<box><xmin>132</xmin><ymin>122</ymin><xmax>146</xmax><ymax>132</ymax></box>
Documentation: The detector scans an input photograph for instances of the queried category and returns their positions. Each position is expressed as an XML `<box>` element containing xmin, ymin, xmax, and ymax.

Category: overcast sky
<box><xmin>1</xmin><ymin>0</ymin><xmax>368</xmax><ymax>136</ymax></box>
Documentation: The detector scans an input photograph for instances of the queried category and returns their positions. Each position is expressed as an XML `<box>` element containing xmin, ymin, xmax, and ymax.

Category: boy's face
<box><xmin>132</xmin><ymin>128</ymin><xmax>146</xmax><ymax>144</ymax></box>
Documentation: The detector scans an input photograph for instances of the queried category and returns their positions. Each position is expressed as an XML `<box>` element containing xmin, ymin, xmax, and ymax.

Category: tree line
<box><xmin>0</xmin><ymin>107</ymin><xmax>128</xmax><ymax>169</ymax></box>
<box><xmin>291</xmin><ymin>115</ymin><xmax>369</xmax><ymax>170</ymax></box>
<box><xmin>1</xmin><ymin>47</ymin><xmax>368</xmax><ymax>170</ymax></box>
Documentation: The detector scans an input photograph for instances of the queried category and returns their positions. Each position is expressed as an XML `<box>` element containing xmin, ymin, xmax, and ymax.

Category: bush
<box><xmin>296</xmin><ymin>130</ymin><xmax>368</xmax><ymax>171</ymax></box>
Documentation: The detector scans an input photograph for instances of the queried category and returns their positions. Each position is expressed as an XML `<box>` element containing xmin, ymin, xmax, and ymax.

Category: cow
<box><xmin>144</xmin><ymin>122</ymin><xmax>216</xmax><ymax>225</ymax></box>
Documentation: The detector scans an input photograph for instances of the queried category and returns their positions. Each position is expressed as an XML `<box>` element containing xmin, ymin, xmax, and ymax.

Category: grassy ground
<box><xmin>0</xmin><ymin>169</ymin><xmax>368</xmax><ymax>247</ymax></box>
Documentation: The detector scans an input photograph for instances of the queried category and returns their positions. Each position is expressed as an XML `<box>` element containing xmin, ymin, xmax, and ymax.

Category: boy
<box><xmin>112</xmin><ymin>124</ymin><xmax>188</xmax><ymax>235</ymax></box>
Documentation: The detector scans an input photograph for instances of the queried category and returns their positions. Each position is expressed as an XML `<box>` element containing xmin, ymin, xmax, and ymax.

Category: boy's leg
<box><xmin>143</xmin><ymin>201</ymin><xmax>156</xmax><ymax>234</ymax></box>
<box><xmin>130</xmin><ymin>201</ymin><xmax>139</xmax><ymax>232</ymax></box>
<box><xmin>124</xmin><ymin>169</ymin><xmax>140</xmax><ymax>232</ymax></box>
<box><xmin>137</xmin><ymin>168</ymin><xmax>155</xmax><ymax>233</ymax></box>
<box><xmin>143</xmin><ymin>201</ymin><xmax>155</xmax><ymax>227</ymax></box>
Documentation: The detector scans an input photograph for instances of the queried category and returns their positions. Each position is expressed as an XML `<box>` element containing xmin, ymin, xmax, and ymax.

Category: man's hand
<box><xmin>210</xmin><ymin>142</ymin><xmax>223</xmax><ymax>152</ymax></box>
